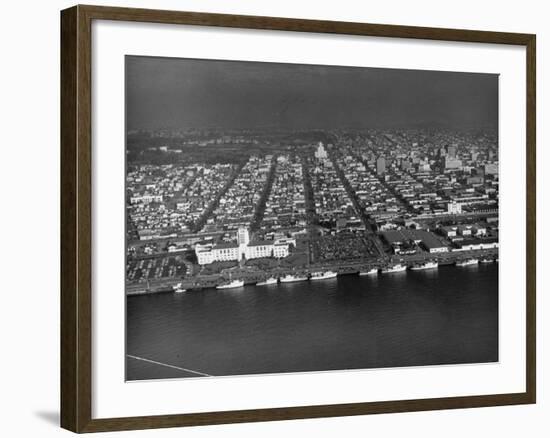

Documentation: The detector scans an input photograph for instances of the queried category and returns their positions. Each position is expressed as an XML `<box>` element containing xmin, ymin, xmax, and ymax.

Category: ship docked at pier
<box><xmin>381</xmin><ymin>264</ymin><xmax>407</xmax><ymax>274</ymax></box>
<box><xmin>280</xmin><ymin>274</ymin><xmax>309</xmax><ymax>283</ymax></box>
<box><xmin>410</xmin><ymin>261</ymin><xmax>438</xmax><ymax>271</ymax></box>
<box><xmin>256</xmin><ymin>277</ymin><xmax>278</xmax><ymax>286</ymax></box>
<box><xmin>359</xmin><ymin>268</ymin><xmax>378</xmax><ymax>276</ymax></box>
<box><xmin>172</xmin><ymin>283</ymin><xmax>187</xmax><ymax>293</ymax></box>
<box><xmin>310</xmin><ymin>271</ymin><xmax>338</xmax><ymax>281</ymax></box>
<box><xmin>456</xmin><ymin>258</ymin><xmax>479</xmax><ymax>267</ymax></box>
<box><xmin>216</xmin><ymin>279</ymin><xmax>245</xmax><ymax>289</ymax></box>
<box><xmin>480</xmin><ymin>258</ymin><xmax>495</xmax><ymax>264</ymax></box>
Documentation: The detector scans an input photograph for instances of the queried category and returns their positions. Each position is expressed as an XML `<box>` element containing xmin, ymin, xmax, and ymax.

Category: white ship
<box><xmin>480</xmin><ymin>258</ymin><xmax>494</xmax><ymax>264</ymax></box>
<box><xmin>359</xmin><ymin>268</ymin><xmax>378</xmax><ymax>276</ymax></box>
<box><xmin>410</xmin><ymin>261</ymin><xmax>438</xmax><ymax>271</ymax></box>
<box><xmin>456</xmin><ymin>258</ymin><xmax>478</xmax><ymax>267</ymax></box>
<box><xmin>381</xmin><ymin>264</ymin><xmax>407</xmax><ymax>274</ymax></box>
<box><xmin>280</xmin><ymin>274</ymin><xmax>309</xmax><ymax>283</ymax></box>
<box><xmin>216</xmin><ymin>279</ymin><xmax>245</xmax><ymax>289</ymax></box>
<box><xmin>256</xmin><ymin>277</ymin><xmax>278</xmax><ymax>286</ymax></box>
<box><xmin>310</xmin><ymin>271</ymin><xmax>338</xmax><ymax>280</ymax></box>
<box><xmin>172</xmin><ymin>283</ymin><xmax>186</xmax><ymax>293</ymax></box>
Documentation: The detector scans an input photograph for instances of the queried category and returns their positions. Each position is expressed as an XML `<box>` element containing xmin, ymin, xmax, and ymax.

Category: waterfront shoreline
<box><xmin>127</xmin><ymin>248</ymin><xmax>498</xmax><ymax>295</ymax></box>
<box><xmin>126</xmin><ymin>263</ymin><xmax>499</xmax><ymax>380</ymax></box>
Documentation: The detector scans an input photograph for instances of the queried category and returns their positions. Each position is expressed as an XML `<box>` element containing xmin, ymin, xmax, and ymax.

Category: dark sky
<box><xmin>126</xmin><ymin>55</ymin><xmax>498</xmax><ymax>130</ymax></box>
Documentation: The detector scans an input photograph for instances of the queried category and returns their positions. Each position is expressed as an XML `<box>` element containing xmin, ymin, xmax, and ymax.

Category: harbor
<box><xmin>126</xmin><ymin>247</ymin><xmax>498</xmax><ymax>295</ymax></box>
<box><xmin>124</xmin><ymin>58</ymin><xmax>501</xmax><ymax>381</ymax></box>
<box><xmin>127</xmin><ymin>262</ymin><xmax>499</xmax><ymax>380</ymax></box>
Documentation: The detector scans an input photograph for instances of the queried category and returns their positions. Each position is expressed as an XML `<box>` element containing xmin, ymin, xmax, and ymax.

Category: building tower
<box><xmin>315</xmin><ymin>142</ymin><xmax>328</xmax><ymax>160</ymax></box>
<box><xmin>237</xmin><ymin>227</ymin><xmax>250</xmax><ymax>246</ymax></box>
<box><xmin>237</xmin><ymin>227</ymin><xmax>250</xmax><ymax>259</ymax></box>
<box><xmin>376</xmin><ymin>156</ymin><xmax>386</xmax><ymax>175</ymax></box>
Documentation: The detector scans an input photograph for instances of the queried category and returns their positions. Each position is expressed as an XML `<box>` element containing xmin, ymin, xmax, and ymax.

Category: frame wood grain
<box><xmin>60</xmin><ymin>4</ymin><xmax>536</xmax><ymax>433</ymax></box>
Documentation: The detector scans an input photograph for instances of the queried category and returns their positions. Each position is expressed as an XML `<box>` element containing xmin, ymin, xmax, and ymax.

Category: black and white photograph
<box><xmin>125</xmin><ymin>55</ymin><xmax>499</xmax><ymax>381</ymax></box>
<box><xmin>1</xmin><ymin>0</ymin><xmax>543</xmax><ymax>434</ymax></box>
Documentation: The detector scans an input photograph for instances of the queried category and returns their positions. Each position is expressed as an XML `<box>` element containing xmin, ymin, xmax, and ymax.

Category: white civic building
<box><xmin>314</xmin><ymin>142</ymin><xmax>328</xmax><ymax>160</ymax></box>
<box><xmin>195</xmin><ymin>227</ymin><xmax>295</xmax><ymax>265</ymax></box>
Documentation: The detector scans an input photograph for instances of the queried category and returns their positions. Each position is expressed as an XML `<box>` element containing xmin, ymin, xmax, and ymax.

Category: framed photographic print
<box><xmin>60</xmin><ymin>4</ymin><xmax>536</xmax><ymax>433</ymax></box>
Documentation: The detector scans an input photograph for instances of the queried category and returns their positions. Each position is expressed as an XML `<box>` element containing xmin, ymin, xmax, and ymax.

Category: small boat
<box><xmin>280</xmin><ymin>274</ymin><xmax>309</xmax><ymax>283</ymax></box>
<box><xmin>359</xmin><ymin>268</ymin><xmax>378</xmax><ymax>276</ymax></box>
<box><xmin>480</xmin><ymin>258</ymin><xmax>494</xmax><ymax>264</ymax></box>
<box><xmin>310</xmin><ymin>271</ymin><xmax>337</xmax><ymax>280</ymax></box>
<box><xmin>216</xmin><ymin>279</ymin><xmax>245</xmax><ymax>289</ymax></box>
<box><xmin>410</xmin><ymin>261</ymin><xmax>438</xmax><ymax>271</ymax></box>
<box><xmin>256</xmin><ymin>277</ymin><xmax>278</xmax><ymax>286</ymax></box>
<box><xmin>456</xmin><ymin>258</ymin><xmax>478</xmax><ymax>267</ymax></box>
<box><xmin>172</xmin><ymin>283</ymin><xmax>186</xmax><ymax>293</ymax></box>
<box><xmin>381</xmin><ymin>264</ymin><xmax>407</xmax><ymax>274</ymax></box>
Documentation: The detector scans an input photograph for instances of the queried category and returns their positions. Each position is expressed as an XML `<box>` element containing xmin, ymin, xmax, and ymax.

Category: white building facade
<box><xmin>195</xmin><ymin>228</ymin><xmax>294</xmax><ymax>265</ymax></box>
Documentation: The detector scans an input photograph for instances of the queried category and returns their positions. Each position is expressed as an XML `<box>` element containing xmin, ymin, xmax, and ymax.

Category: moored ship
<box><xmin>410</xmin><ymin>261</ymin><xmax>438</xmax><ymax>271</ymax></box>
<box><xmin>280</xmin><ymin>274</ymin><xmax>309</xmax><ymax>283</ymax></box>
<box><xmin>256</xmin><ymin>277</ymin><xmax>278</xmax><ymax>286</ymax></box>
<box><xmin>456</xmin><ymin>258</ymin><xmax>478</xmax><ymax>267</ymax></box>
<box><xmin>172</xmin><ymin>283</ymin><xmax>187</xmax><ymax>293</ymax></box>
<box><xmin>359</xmin><ymin>268</ymin><xmax>378</xmax><ymax>276</ymax></box>
<box><xmin>381</xmin><ymin>264</ymin><xmax>407</xmax><ymax>274</ymax></box>
<box><xmin>480</xmin><ymin>258</ymin><xmax>494</xmax><ymax>264</ymax></box>
<box><xmin>216</xmin><ymin>279</ymin><xmax>245</xmax><ymax>289</ymax></box>
<box><xmin>310</xmin><ymin>271</ymin><xmax>338</xmax><ymax>280</ymax></box>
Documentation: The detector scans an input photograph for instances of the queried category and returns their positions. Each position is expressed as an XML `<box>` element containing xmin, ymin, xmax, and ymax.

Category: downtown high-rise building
<box><xmin>447</xmin><ymin>145</ymin><xmax>457</xmax><ymax>157</ymax></box>
<box><xmin>376</xmin><ymin>156</ymin><xmax>386</xmax><ymax>175</ymax></box>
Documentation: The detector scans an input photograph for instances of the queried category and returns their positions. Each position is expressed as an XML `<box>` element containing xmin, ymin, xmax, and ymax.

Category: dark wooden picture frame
<box><xmin>61</xmin><ymin>4</ymin><xmax>536</xmax><ymax>433</ymax></box>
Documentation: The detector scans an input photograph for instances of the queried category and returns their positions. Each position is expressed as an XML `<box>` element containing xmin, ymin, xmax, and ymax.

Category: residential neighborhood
<box><xmin>126</xmin><ymin>127</ymin><xmax>499</xmax><ymax>292</ymax></box>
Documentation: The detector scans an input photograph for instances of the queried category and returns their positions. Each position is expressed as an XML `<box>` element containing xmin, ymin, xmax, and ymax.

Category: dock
<box><xmin>126</xmin><ymin>247</ymin><xmax>498</xmax><ymax>295</ymax></box>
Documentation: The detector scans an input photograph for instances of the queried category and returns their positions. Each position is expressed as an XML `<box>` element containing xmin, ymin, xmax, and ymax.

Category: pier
<box><xmin>126</xmin><ymin>246</ymin><xmax>498</xmax><ymax>295</ymax></box>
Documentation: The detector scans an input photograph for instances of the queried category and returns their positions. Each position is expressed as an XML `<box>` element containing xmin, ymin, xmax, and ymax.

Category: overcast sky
<box><xmin>126</xmin><ymin>55</ymin><xmax>498</xmax><ymax>131</ymax></box>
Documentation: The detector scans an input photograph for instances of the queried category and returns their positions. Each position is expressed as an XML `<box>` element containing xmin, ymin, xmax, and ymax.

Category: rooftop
<box><xmin>382</xmin><ymin>229</ymin><xmax>448</xmax><ymax>249</ymax></box>
<box><xmin>212</xmin><ymin>242</ymin><xmax>239</xmax><ymax>250</ymax></box>
<box><xmin>248</xmin><ymin>240</ymin><xmax>273</xmax><ymax>247</ymax></box>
